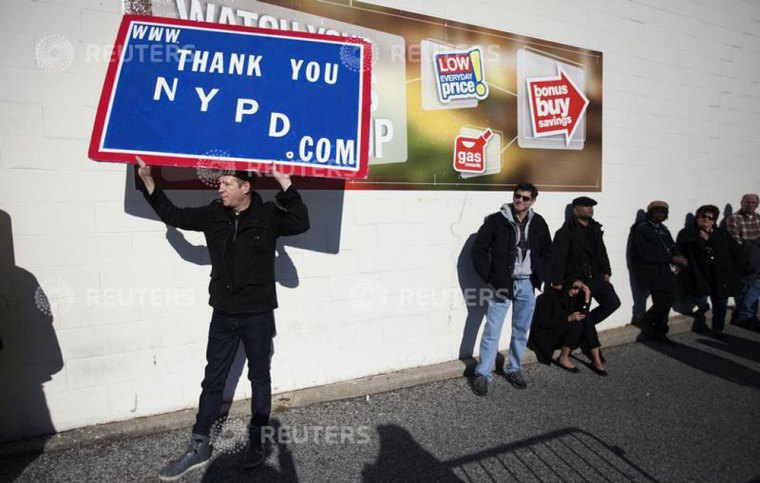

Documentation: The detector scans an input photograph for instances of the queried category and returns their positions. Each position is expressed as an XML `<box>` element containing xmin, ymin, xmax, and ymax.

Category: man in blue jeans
<box><xmin>471</xmin><ymin>182</ymin><xmax>552</xmax><ymax>395</ymax></box>
<box><xmin>136</xmin><ymin>158</ymin><xmax>309</xmax><ymax>480</ymax></box>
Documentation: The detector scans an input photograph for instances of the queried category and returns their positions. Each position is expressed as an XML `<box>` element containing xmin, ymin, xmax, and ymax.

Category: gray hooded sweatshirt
<box><xmin>500</xmin><ymin>203</ymin><xmax>534</xmax><ymax>279</ymax></box>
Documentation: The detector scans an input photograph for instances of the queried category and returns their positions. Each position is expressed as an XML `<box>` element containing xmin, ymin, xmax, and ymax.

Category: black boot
<box><xmin>243</xmin><ymin>425</ymin><xmax>266</xmax><ymax>469</ymax></box>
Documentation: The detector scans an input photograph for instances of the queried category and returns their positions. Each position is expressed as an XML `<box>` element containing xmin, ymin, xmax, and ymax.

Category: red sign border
<box><xmin>88</xmin><ymin>14</ymin><xmax>372</xmax><ymax>180</ymax></box>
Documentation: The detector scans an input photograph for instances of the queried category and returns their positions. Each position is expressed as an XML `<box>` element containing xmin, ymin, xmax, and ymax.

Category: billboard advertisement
<box><xmin>126</xmin><ymin>0</ymin><xmax>603</xmax><ymax>191</ymax></box>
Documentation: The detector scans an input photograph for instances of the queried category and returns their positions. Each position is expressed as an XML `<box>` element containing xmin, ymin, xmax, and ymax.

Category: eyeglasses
<box><xmin>699</xmin><ymin>214</ymin><xmax>715</xmax><ymax>220</ymax></box>
<box><xmin>513</xmin><ymin>195</ymin><xmax>532</xmax><ymax>202</ymax></box>
<box><xmin>571</xmin><ymin>285</ymin><xmax>583</xmax><ymax>290</ymax></box>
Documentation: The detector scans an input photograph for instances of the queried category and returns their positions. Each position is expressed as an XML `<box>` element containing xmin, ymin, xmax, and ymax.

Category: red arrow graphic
<box><xmin>526</xmin><ymin>65</ymin><xmax>589</xmax><ymax>146</ymax></box>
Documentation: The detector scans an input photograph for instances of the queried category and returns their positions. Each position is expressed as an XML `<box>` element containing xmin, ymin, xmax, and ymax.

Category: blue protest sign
<box><xmin>90</xmin><ymin>15</ymin><xmax>371</xmax><ymax>179</ymax></box>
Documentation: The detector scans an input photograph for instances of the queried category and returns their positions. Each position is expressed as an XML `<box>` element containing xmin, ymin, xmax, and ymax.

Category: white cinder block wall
<box><xmin>1</xmin><ymin>0</ymin><xmax>758</xmax><ymax>441</ymax></box>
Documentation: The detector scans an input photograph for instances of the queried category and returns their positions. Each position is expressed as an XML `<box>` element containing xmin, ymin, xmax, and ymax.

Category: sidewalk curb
<box><xmin>0</xmin><ymin>315</ymin><xmax>700</xmax><ymax>458</ymax></box>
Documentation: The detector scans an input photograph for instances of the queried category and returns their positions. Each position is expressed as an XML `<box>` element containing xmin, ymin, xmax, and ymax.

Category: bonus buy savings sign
<box><xmin>526</xmin><ymin>64</ymin><xmax>589</xmax><ymax>146</ymax></box>
<box><xmin>89</xmin><ymin>15</ymin><xmax>372</xmax><ymax>179</ymax></box>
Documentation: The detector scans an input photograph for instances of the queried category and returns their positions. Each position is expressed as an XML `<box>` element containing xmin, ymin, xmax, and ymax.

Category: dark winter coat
<box><xmin>630</xmin><ymin>219</ymin><xmax>680</xmax><ymax>291</ymax></box>
<box><xmin>528</xmin><ymin>288</ymin><xmax>589</xmax><ymax>364</ymax></box>
<box><xmin>676</xmin><ymin>224</ymin><xmax>742</xmax><ymax>299</ymax></box>
<box><xmin>549</xmin><ymin>217</ymin><xmax>612</xmax><ymax>290</ymax></box>
<box><xmin>143</xmin><ymin>185</ymin><xmax>309</xmax><ymax>314</ymax></box>
<box><xmin>471</xmin><ymin>209</ymin><xmax>552</xmax><ymax>300</ymax></box>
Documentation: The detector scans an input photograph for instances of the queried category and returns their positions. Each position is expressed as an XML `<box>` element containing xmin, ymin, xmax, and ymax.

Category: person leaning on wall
<box><xmin>629</xmin><ymin>201</ymin><xmax>688</xmax><ymax>346</ymax></box>
<box><xmin>726</xmin><ymin>193</ymin><xmax>760</xmax><ymax>330</ymax></box>
<box><xmin>548</xmin><ymin>196</ymin><xmax>621</xmax><ymax>364</ymax></box>
<box><xmin>470</xmin><ymin>182</ymin><xmax>552</xmax><ymax>396</ymax></box>
<box><xmin>675</xmin><ymin>205</ymin><xmax>743</xmax><ymax>338</ymax></box>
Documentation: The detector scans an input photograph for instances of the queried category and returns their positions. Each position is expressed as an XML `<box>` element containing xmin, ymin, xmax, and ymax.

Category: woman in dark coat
<box><xmin>676</xmin><ymin>205</ymin><xmax>743</xmax><ymax>336</ymax></box>
<box><xmin>528</xmin><ymin>278</ymin><xmax>607</xmax><ymax>375</ymax></box>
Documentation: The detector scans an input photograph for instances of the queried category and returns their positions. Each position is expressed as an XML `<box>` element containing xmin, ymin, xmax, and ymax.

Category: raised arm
<box><xmin>136</xmin><ymin>157</ymin><xmax>209</xmax><ymax>232</ymax></box>
<box><xmin>272</xmin><ymin>167</ymin><xmax>309</xmax><ymax>237</ymax></box>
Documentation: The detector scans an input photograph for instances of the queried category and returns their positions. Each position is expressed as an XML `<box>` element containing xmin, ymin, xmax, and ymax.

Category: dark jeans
<box><xmin>192</xmin><ymin>309</ymin><xmax>275</xmax><ymax>437</ymax></box>
<box><xmin>640</xmin><ymin>288</ymin><xmax>676</xmax><ymax>336</ymax></box>
<box><xmin>675</xmin><ymin>295</ymin><xmax>729</xmax><ymax>332</ymax></box>
<box><xmin>588</xmin><ymin>280</ymin><xmax>622</xmax><ymax>325</ymax></box>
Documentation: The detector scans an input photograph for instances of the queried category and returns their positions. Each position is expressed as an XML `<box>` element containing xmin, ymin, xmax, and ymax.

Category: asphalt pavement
<box><xmin>3</xmin><ymin>325</ymin><xmax>760</xmax><ymax>482</ymax></box>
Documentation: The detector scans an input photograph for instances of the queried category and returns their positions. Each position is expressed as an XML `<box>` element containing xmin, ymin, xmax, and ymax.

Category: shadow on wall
<box><xmin>719</xmin><ymin>203</ymin><xmax>734</xmax><ymax>230</ymax></box>
<box><xmin>626</xmin><ymin>209</ymin><xmax>649</xmax><ymax>324</ymax></box>
<box><xmin>0</xmin><ymin>210</ymin><xmax>63</xmax><ymax>478</ymax></box>
<box><xmin>456</xmin><ymin>233</ymin><xmax>489</xmax><ymax>374</ymax></box>
<box><xmin>123</xmin><ymin>165</ymin><xmax>345</xmax><ymax>255</ymax></box>
<box><xmin>362</xmin><ymin>425</ymin><xmax>656</xmax><ymax>482</ymax></box>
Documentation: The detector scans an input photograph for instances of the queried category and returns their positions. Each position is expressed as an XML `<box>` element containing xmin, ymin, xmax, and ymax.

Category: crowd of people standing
<box><xmin>470</xmin><ymin>186</ymin><xmax>759</xmax><ymax>396</ymax></box>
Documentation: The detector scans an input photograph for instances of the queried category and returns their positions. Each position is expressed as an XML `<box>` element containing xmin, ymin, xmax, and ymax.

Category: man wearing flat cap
<box><xmin>630</xmin><ymin>201</ymin><xmax>687</xmax><ymax>346</ymax></box>
<box><xmin>135</xmin><ymin>158</ymin><xmax>310</xmax><ymax>479</ymax></box>
<box><xmin>549</xmin><ymin>196</ymin><xmax>620</xmax><ymax>368</ymax></box>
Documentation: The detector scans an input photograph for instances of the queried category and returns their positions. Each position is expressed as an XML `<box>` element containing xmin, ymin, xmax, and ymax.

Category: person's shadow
<box><xmin>456</xmin><ymin>234</ymin><xmax>496</xmax><ymax>376</ymax></box>
<box><xmin>361</xmin><ymin>424</ymin><xmax>461</xmax><ymax>482</ymax></box>
<box><xmin>0</xmin><ymin>210</ymin><xmax>63</xmax><ymax>480</ymax></box>
<box><xmin>201</xmin><ymin>417</ymin><xmax>298</xmax><ymax>482</ymax></box>
<box><xmin>626</xmin><ymin>209</ymin><xmax>649</xmax><ymax>324</ymax></box>
<box><xmin>719</xmin><ymin>203</ymin><xmax>733</xmax><ymax>230</ymax></box>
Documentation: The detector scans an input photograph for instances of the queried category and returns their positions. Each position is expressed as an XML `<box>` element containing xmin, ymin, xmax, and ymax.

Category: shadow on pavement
<box><xmin>201</xmin><ymin>418</ymin><xmax>297</xmax><ymax>482</ymax></box>
<box><xmin>636</xmin><ymin>330</ymin><xmax>760</xmax><ymax>390</ymax></box>
<box><xmin>362</xmin><ymin>425</ymin><xmax>656</xmax><ymax>482</ymax></box>
<box><xmin>696</xmin><ymin>330</ymin><xmax>760</xmax><ymax>365</ymax></box>
<box><xmin>362</xmin><ymin>424</ymin><xmax>460</xmax><ymax>482</ymax></box>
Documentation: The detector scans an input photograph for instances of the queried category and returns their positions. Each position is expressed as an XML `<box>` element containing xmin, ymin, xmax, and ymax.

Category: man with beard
<box><xmin>471</xmin><ymin>182</ymin><xmax>552</xmax><ymax>395</ymax></box>
<box><xmin>549</xmin><ymin>197</ymin><xmax>621</xmax><ymax>360</ymax></box>
<box><xmin>630</xmin><ymin>201</ymin><xmax>688</xmax><ymax>346</ymax></box>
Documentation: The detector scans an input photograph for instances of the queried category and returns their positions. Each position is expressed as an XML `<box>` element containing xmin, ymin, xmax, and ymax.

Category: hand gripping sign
<box><xmin>526</xmin><ymin>64</ymin><xmax>589</xmax><ymax>146</ymax></box>
<box><xmin>453</xmin><ymin>128</ymin><xmax>492</xmax><ymax>174</ymax></box>
<box><xmin>89</xmin><ymin>15</ymin><xmax>372</xmax><ymax>179</ymax></box>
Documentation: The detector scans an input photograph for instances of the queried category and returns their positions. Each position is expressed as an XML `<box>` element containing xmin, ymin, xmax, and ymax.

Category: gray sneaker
<box><xmin>158</xmin><ymin>433</ymin><xmax>212</xmax><ymax>481</ymax></box>
<box><xmin>472</xmin><ymin>375</ymin><xmax>488</xmax><ymax>396</ymax></box>
<box><xmin>505</xmin><ymin>371</ymin><xmax>527</xmax><ymax>389</ymax></box>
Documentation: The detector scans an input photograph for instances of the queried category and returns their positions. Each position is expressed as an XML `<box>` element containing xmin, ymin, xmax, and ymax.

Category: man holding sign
<box><xmin>135</xmin><ymin>158</ymin><xmax>309</xmax><ymax>479</ymax></box>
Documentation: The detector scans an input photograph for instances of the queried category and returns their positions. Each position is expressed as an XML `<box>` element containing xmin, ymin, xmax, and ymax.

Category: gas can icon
<box><xmin>453</xmin><ymin>128</ymin><xmax>492</xmax><ymax>174</ymax></box>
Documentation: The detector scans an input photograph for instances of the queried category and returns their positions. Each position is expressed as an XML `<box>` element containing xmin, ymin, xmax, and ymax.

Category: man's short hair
<box><xmin>514</xmin><ymin>182</ymin><xmax>538</xmax><ymax>199</ymax></box>
<box><xmin>741</xmin><ymin>193</ymin><xmax>759</xmax><ymax>203</ymax></box>
<box><xmin>233</xmin><ymin>170</ymin><xmax>256</xmax><ymax>188</ymax></box>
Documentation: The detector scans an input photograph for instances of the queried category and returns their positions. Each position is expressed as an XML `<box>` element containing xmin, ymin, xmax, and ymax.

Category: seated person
<box><xmin>528</xmin><ymin>278</ymin><xmax>608</xmax><ymax>376</ymax></box>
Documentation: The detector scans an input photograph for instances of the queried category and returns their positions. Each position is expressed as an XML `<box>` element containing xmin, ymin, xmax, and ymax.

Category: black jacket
<box><xmin>630</xmin><ymin>219</ymin><xmax>679</xmax><ymax>291</ymax></box>
<box><xmin>528</xmin><ymin>288</ymin><xmax>589</xmax><ymax>364</ymax></box>
<box><xmin>143</xmin><ymin>185</ymin><xmax>309</xmax><ymax>314</ymax></box>
<box><xmin>549</xmin><ymin>217</ymin><xmax>611</xmax><ymax>289</ymax></box>
<box><xmin>471</xmin><ymin>209</ymin><xmax>552</xmax><ymax>300</ymax></box>
<box><xmin>676</xmin><ymin>224</ymin><xmax>742</xmax><ymax>299</ymax></box>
